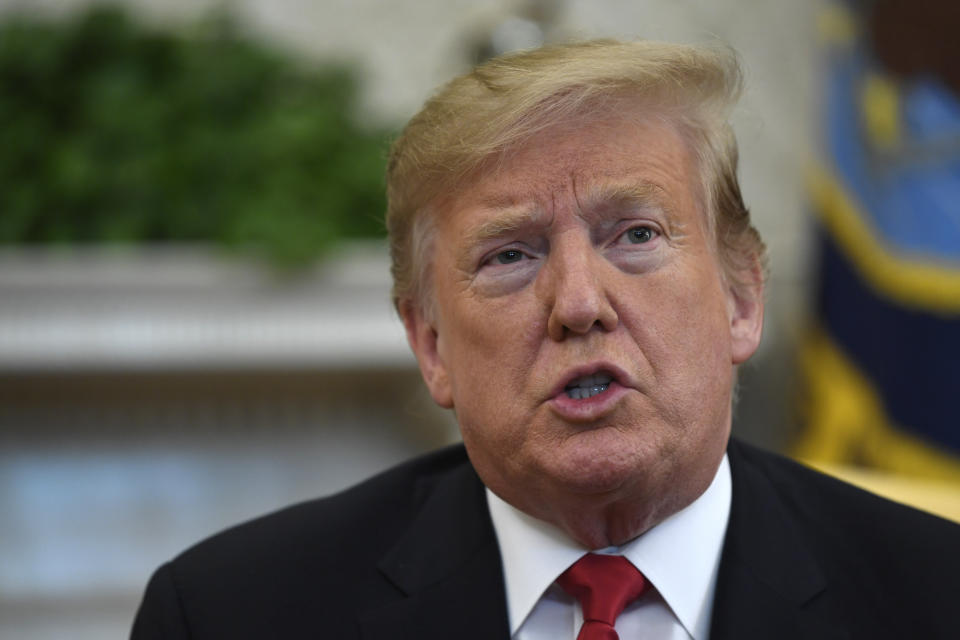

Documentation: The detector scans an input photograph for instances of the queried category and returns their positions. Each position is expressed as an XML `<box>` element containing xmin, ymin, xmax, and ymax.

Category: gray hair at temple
<box><xmin>386</xmin><ymin>39</ymin><xmax>767</xmax><ymax>317</ymax></box>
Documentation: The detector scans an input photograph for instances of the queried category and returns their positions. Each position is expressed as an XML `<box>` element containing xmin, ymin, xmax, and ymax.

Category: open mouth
<box><xmin>564</xmin><ymin>372</ymin><xmax>613</xmax><ymax>400</ymax></box>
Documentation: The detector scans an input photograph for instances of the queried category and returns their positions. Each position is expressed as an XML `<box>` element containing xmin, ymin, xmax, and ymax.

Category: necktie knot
<box><xmin>556</xmin><ymin>553</ymin><xmax>648</xmax><ymax>640</ymax></box>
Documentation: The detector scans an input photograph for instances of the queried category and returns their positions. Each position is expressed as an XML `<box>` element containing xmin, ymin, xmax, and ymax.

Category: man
<box><xmin>132</xmin><ymin>40</ymin><xmax>960</xmax><ymax>639</ymax></box>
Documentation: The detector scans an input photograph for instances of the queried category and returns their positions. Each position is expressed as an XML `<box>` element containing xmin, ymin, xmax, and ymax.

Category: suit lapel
<box><xmin>710</xmin><ymin>439</ymin><xmax>846</xmax><ymax>640</ymax></box>
<box><xmin>359</xmin><ymin>438</ymin><xmax>852</xmax><ymax>639</ymax></box>
<box><xmin>358</xmin><ymin>461</ymin><xmax>510</xmax><ymax>640</ymax></box>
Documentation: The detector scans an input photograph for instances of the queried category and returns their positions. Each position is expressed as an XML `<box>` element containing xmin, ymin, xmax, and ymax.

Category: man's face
<box><xmin>402</xmin><ymin>112</ymin><xmax>763</xmax><ymax>545</ymax></box>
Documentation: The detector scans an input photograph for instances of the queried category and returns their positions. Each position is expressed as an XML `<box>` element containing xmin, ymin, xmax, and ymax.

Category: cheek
<box><xmin>674</xmin><ymin>287</ymin><xmax>735</xmax><ymax>414</ymax></box>
<box><xmin>437</xmin><ymin>294</ymin><xmax>543</xmax><ymax>403</ymax></box>
<box><xmin>445</xmin><ymin>286</ymin><xmax>541</xmax><ymax>353</ymax></box>
<box><xmin>673</xmin><ymin>255</ymin><xmax>732</xmax><ymax>341</ymax></box>
<box><xmin>631</xmin><ymin>265</ymin><xmax>733</xmax><ymax>396</ymax></box>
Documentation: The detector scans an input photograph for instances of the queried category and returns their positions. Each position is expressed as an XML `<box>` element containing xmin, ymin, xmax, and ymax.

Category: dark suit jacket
<box><xmin>131</xmin><ymin>438</ymin><xmax>960</xmax><ymax>639</ymax></box>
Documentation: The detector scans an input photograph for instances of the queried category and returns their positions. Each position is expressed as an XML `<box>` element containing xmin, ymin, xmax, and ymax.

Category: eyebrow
<box><xmin>467</xmin><ymin>199</ymin><xmax>546</xmax><ymax>244</ymax></box>
<box><xmin>577</xmin><ymin>181</ymin><xmax>672</xmax><ymax>218</ymax></box>
<box><xmin>578</xmin><ymin>180</ymin><xmax>691</xmax><ymax>240</ymax></box>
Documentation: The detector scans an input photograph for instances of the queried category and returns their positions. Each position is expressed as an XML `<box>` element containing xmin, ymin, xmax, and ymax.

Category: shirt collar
<box><xmin>487</xmin><ymin>454</ymin><xmax>731</xmax><ymax>639</ymax></box>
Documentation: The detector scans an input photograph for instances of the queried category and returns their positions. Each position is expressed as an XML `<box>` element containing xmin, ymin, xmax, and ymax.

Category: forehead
<box><xmin>437</xmin><ymin>113</ymin><xmax>701</xmax><ymax>231</ymax></box>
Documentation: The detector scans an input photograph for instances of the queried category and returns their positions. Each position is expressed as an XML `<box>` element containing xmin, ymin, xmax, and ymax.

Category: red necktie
<box><xmin>556</xmin><ymin>553</ymin><xmax>649</xmax><ymax>640</ymax></box>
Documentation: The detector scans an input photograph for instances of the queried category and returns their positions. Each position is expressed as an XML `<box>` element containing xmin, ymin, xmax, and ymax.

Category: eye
<box><xmin>478</xmin><ymin>244</ymin><xmax>540</xmax><ymax>274</ymax></box>
<box><xmin>493</xmin><ymin>249</ymin><xmax>526</xmax><ymax>264</ymax></box>
<box><xmin>623</xmin><ymin>226</ymin><xmax>656</xmax><ymax>244</ymax></box>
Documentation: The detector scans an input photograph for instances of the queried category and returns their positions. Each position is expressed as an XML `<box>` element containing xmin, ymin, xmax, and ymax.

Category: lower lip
<box><xmin>549</xmin><ymin>381</ymin><xmax>630</xmax><ymax>422</ymax></box>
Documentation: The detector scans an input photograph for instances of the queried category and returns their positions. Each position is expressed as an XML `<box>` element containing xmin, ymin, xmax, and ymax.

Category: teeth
<box><xmin>565</xmin><ymin>373</ymin><xmax>613</xmax><ymax>399</ymax></box>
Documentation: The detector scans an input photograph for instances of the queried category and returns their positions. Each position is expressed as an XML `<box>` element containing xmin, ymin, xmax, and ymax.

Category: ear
<box><xmin>398</xmin><ymin>299</ymin><xmax>454</xmax><ymax>408</ymax></box>
<box><xmin>727</xmin><ymin>261</ymin><xmax>765</xmax><ymax>365</ymax></box>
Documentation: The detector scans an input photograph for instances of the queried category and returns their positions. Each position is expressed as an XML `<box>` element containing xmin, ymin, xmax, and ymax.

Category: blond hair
<box><xmin>386</xmin><ymin>39</ymin><xmax>766</xmax><ymax>313</ymax></box>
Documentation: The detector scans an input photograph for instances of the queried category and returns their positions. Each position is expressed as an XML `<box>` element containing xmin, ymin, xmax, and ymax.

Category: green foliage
<box><xmin>0</xmin><ymin>5</ymin><xmax>391</xmax><ymax>265</ymax></box>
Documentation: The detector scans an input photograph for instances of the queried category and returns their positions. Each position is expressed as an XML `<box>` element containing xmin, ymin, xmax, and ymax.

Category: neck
<box><xmin>497</xmin><ymin>460</ymin><xmax>721</xmax><ymax>549</ymax></box>
<box><xmin>545</xmin><ymin>494</ymin><xmax>689</xmax><ymax>548</ymax></box>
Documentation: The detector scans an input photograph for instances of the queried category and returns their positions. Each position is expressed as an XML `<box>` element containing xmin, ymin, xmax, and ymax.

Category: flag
<box><xmin>796</xmin><ymin>2</ymin><xmax>960</xmax><ymax>483</ymax></box>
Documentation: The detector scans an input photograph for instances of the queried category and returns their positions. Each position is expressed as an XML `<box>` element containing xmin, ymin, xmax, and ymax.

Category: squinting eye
<box><xmin>495</xmin><ymin>249</ymin><xmax>525</xmax><ymax>264</ymax></box>
<box><xmin>624</xmin><ymin>226</ymin><xmax>655</xmax><ymax>244</ymax></box>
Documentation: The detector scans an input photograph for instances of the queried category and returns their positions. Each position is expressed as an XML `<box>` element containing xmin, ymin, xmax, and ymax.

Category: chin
<box><xmin>535</xmin><ymin>434</ymin><xmax>650</xmax><ymax>498</ymax></box>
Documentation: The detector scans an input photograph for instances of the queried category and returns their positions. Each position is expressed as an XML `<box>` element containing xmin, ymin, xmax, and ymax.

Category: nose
<box><xmin>543</xmin><ymin>239</ymin><xmax>619</xmax><ymax>341</ymax></box>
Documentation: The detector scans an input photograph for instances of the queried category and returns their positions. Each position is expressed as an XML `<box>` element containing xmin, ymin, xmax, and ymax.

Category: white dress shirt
<box><xmin>486</xmin><ymin>454</ymin><xmax>731</xmax><ymax>640</ymax></box>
